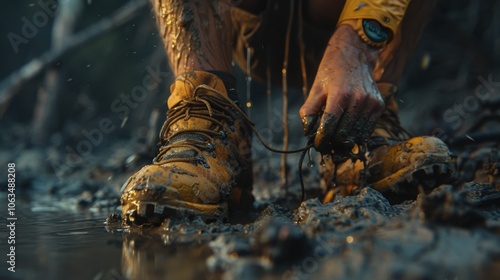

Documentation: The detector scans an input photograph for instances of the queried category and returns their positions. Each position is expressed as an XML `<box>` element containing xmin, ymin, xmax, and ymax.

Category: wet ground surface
<box><xmin>2</xmin><ymin>178</ymin><xmax>500</xmax><ymax>280</ymax></box>
<box><xmin>0</xmin><ymin>202</ymin><xmax>122</xmax><ymax>280</ymax></box>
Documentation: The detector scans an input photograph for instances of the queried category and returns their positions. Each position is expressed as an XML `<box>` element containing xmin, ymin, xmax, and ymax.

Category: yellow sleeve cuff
<box><xmin>338</xmin><ymin>0</ymin><xmax>411</xmax><ymax>40</ymax></box>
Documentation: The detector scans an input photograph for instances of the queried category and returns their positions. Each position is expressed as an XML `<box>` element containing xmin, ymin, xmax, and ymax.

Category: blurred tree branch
<box><xmin>0</xmin><ymin>0</ymin><xmax>148</xmax><ymax>117</ymax></box>
<box><xmin>32</xmin><ymin>0</ymin><xmax>84</xmax><ymax>145</ymax></box>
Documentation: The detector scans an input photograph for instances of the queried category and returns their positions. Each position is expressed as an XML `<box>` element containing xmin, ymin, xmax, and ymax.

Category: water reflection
<box><xmin>0</xmin><ymin>206</ymin><xmax>122</xmax><ymax>280</ymax></box>
<box><xmin>121</xmin><ymin>230</ymin><xmax>213</xmax><ymax>279</ymax></box>
<box><xmin>0</xmin><ymin>202</ymin><xmax>249</xmax><ymax>280</ymax></box>
<box><xmin>114</xmin><ymin>217</ymin><xmax>249</xmax><ymax>279</ymax></box>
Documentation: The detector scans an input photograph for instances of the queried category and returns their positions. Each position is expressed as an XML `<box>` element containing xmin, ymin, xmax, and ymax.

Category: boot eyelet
<box><xmin>192</xmin><ymin>156</ymin><xmax>210</xmax><ymax>168</ymax></box>
<box><xmin>206</xmin><ymin>143</ymin><xmax>217</xmax><ymax>158</ymax></box>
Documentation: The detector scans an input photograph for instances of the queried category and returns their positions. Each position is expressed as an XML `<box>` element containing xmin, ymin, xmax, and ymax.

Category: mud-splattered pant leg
<box><xmin>153</xmin><ymin>0</ymin><xmax>234</xmax><ymax>76</ymax></box>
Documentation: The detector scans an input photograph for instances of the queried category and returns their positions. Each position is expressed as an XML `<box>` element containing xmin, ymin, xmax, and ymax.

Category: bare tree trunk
<box><xmin>0</xmin><ymin>0</ymin><xmax>148</xmax><ymax>115</ymax></box>
<box><xmin>32</xmin><ymin>0</ymin><xmax>83</xmax><ymax>145</ymax></box>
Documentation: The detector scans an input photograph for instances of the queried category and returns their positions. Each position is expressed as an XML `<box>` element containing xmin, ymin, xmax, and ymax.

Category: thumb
<box><xmin>299</xmin><ymin>92</ymin><xmax>325</xmax><ymax>136</ymax></box>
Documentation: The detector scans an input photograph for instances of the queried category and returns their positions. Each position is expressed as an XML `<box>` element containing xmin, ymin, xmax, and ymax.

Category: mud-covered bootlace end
<box><xmin>298</xmin><ymin>135</ymin><xmax>315</xmax><ymax>202</ymax></box>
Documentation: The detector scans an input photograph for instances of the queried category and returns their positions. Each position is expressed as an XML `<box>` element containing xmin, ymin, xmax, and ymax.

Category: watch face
<box><xmin>362</xmin><ymin>19</ymin><xmax>389</xmax><ymax>43</ymax></box>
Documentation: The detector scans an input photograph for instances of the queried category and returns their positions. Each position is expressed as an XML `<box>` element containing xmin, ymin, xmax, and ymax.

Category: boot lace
<box><xmin>153</xmin><ymin>85</ymin><xmax>311</xmax><ymax>170</ymax></box>
<box><xmin>370</xmin><ymin>105</ymin><xmax>412</xmax><ymax>146</ymax></box>
<box><xmin>154</xmin><ymin>85</ymin><xmax>240</xmax><ymax>167</ymax></box>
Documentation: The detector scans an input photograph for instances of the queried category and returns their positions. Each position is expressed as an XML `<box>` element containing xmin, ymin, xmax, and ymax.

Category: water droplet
<box><xmin>192</xmin><ymin>185</ymin><xmax>200</xmax><ymax>196</ymax></box>
<box><xmin>421</xmin><ymin>53</ymin><xmax>431</xmax><ymax>70</ymax></box>
<box><xmin>346</xmin><ymin>236</ymin><xmax>354</xmax><ymax>243</ymax></box>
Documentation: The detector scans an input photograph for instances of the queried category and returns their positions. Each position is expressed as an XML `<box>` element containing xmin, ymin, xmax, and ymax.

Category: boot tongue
<box><xmin>167</xmin><ymin>71</ymin><xmax>229</xmax><ymax>109</ymax></box>
<box><xmin>167</xmin><ymin>70</ymin><xmax>231</xmax><ymax>135</ymax></box>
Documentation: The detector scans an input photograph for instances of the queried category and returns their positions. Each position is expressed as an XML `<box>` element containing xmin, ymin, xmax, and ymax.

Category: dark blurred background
<box><xmin>1</xmin><ymin>0</ymin><xmax>165</xmax><ymax>143</ymax></box>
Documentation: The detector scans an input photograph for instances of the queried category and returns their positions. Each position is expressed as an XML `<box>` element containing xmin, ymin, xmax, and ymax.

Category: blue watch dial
<box><xmin>362</xmin><ymin>19</ymin><xmax>389</xmax><ymax>43</ymax></box>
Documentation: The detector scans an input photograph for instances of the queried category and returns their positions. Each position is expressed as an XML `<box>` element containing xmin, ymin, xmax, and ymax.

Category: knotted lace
<box><xmin>153</xmin><ymin>85</ymin><xmax>310</xmax><ymax>169</ymax></box>
<box><xmin>154</xmin><ymin>85</ymin><xmax>240</xmax><ymax>167</ymax></box>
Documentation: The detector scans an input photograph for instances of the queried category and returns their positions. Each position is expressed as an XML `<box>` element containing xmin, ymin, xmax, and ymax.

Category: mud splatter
<box><xmin>155</xmin><ymin>0</ymin><xmax>233</xmax><ymax>75</ymax></box>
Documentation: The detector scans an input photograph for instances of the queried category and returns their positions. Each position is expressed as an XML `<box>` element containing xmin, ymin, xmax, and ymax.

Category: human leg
<box><xmin>152</xmin><ymin>0</ymin><xmax>233</xmax><ymax>75</ymax></box>
<box><xmin>121</xmin><ymin>0</ymin><xmax>255</xmax><ymax>225</ymax></box>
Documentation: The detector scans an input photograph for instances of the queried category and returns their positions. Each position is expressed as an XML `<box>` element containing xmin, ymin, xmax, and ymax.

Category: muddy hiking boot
<box><xmin>321</xmin><ymin>83</ymin><xmax>457</xmax><ymax>203</ymax></box>
<box><xmin>121</xmin><ymin>71</ymin><xmax>254</xmax><ymax>225</ymax></box>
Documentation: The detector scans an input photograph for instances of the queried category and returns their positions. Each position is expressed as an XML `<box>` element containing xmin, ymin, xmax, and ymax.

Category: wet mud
<box><xmin>1</xmin><ymin>118</ymin><xmax>499</xmax><ymax>279</ymax></box>
<box><xmin>4</xmin><ymin>178</ymin><xmax>498</xmax><ymax>280</ymax></box>
<box><xmin>101</xmin><ymin>180</ymin><xmax>500</xmax><ymax>280</ymax></box>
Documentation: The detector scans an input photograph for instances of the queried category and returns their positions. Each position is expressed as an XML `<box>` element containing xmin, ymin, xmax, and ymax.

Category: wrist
<box><xmin>333</xmin><ymin>24</ymin><xmax>379</xmax><ymax>67</ymax></box>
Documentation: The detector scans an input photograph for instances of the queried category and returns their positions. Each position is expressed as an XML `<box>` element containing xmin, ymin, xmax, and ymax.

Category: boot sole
<box><xmin>370</xmin><ymin>156</ymin><xmax>456</xmax><ymax>202</ymax></box>
<box><xmin>123</xmin><ymin>199</ymin><xmax>228</xmax><ymax>226</ymax></box>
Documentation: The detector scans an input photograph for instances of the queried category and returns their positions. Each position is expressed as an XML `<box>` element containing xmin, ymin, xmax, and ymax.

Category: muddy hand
<box><xmin>299</xmin><ymin>24</ymin><xmax>385</xmax><ymax>155</ymax></box>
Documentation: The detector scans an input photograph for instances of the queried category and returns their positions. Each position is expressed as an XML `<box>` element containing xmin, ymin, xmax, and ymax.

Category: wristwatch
<box><xmin>341</xmin><ymin>19</ymin><xmax>390</xmax><ymax>48</ymax></box>
<box><xmin>337</xmin><ymin>0</ymin><xmax>411</xmax><ymax>48</ymax></box>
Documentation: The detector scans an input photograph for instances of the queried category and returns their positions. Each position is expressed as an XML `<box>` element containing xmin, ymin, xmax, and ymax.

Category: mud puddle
<box><xmin>0</xmin><ymin>199</ymin><xmax>251</xmax><ymax>280</ymax></box>
<box><xmin>0</xmin><ymin>203</ymin><xmax>122</xmax><ymax>279</ymax></box>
